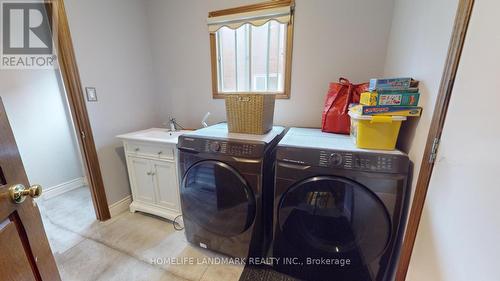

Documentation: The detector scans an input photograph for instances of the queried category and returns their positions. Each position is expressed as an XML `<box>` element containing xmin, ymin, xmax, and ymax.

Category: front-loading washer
<box><xmin>272</xmin><ymin>128</ymin><xmax>410</xmax><ymax>281</ymax></box>
<box><xmin>178</xmin><ymin>123</ymin><xmax>285</xmax><ymax>258</ymax></box>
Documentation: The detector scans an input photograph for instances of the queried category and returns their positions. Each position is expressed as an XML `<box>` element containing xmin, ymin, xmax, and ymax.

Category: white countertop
<box><xmin>182</xmin><ymin>123</ymin><xmax>286</xmax><ymax>144</ymax></box>
<box><xmin>116</xmin><ymin>128</ymin><xmax>192</xmax><ymax>144</ymax></box>
<box><xmin>279</xmin><ymin>127</ymin><xmax>406</xmax><ymax>155</ymax></box>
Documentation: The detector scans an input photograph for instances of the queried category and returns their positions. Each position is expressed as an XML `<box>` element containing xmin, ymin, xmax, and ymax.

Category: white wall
<box><xmin>146</xmin><ymin>0</ymin><xmax>395</xmax><ymax>129</ymax></box>
<box><xmin>0</xmin><ymin>69</ymin><xmax>84</xmax><ymax>189</ymax></box>
<box><xmin>65</xmin><ymin>0</ymin><xmax>159</xmax><ymax>204</ymax></box>
<box><xmin>383</xmin><ymin>0</ymin><xmax>459</xmax><ymax>199</ymax></box>
<box><xmin>406</xmin><ymin>1</ymin><xmax>500</xmax><ymax>280</ymax></box>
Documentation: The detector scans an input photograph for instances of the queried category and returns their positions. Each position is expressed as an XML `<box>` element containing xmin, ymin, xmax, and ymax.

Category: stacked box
<box><xmin>369</xmin><ymin>77</ymin><xmax>419</xmax><ymax>91</ymax></box>
<box><xmin>350</xmin><ymin>104</ymin><xmax>422</xmax><ymax>117</ymax></box>
<box><xmin>348</xmin><ymin>77</ymin><xmax>423</xmax><ymax>150</ymax></box>
<box><xmin>360</xmin><ymin>90</ymin><xmax>420</xmax><ymax>106</ymax></box>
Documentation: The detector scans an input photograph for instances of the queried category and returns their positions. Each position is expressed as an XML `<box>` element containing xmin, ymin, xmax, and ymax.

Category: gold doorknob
<box><xmin>9</xmin><ymin>184</ymin><xmax>43</xmax><ymax>204</ymax></box>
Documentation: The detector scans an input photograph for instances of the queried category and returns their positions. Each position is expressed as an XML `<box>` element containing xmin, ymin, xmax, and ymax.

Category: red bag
<box><xmin>321</xmin><ymin>78</ymin><xmax>369</xmax><ymax>134</ymax></box>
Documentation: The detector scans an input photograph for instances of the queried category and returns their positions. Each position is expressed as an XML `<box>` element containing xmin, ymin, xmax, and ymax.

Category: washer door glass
<box><xmin>278</xmin><ymin>176</ymin><xmax>391</xmax><ymax>262</ymax></box>
<box><xmin>181</xmin><ymin>160</ymin><xmax>256</xmax><ymax>236</ymax></box>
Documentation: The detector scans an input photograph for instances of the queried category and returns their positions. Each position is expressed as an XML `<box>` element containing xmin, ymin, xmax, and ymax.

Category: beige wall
<box><xmin>383</xmin><ymin>0</ymin><xmax>459</xmax><ymax>200</ymax></box>
<box><xmin>382</xmin><ymin>0</ymin><xmax>459</xmax><ymax>278</ymax></box>
<box><xmin>65</xmin><ymin>0</ymin><xmax>159</xmax><ymax>204</ymax></box>
<box><xmin>383</xmin><ymin>0</ymin><xmax>461</xmax><ymax>279</ymax></box>
<box><xmin>0</xmin><ymin>0</ymin><xmax>84</xmax><ymax>190</ymax></box>
<box><xmin>146</xmin><ymin>0</ymin><xmax>395</xmax><ymax>129</ymax></box>
<box><xmin>65</xmin><ymin>0</ymin><xmax>459</xmax><ymax>208</ymax></box>
<box><xmin>62</xmin><ymin>0</ymin><xmax>397</xmax><ymax>205</ymax></box>
<box><xmin>0</xmin><ymin>69</ymin><xmax>84</xmax><ymax>189</ymax></box>
<box><xmin>406</xmin><ymin>1</ymin><xmax>500</xmax><ymax>280</ymax></box>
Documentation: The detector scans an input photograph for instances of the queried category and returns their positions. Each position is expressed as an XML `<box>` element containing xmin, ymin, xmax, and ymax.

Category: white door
<box><xmin>129</xmin><ymin>157</ymin><xmax>155</xmax><ymax>203</ymax></box>
<box><xmin>407</xmin><ymin>2</ymin><xmax>500</xmax><ymax>280</ymax></box>
<box><xmin>152</xmin><ymin>160</ymin><xmax>180</xmax><ymax>211</ymax></box>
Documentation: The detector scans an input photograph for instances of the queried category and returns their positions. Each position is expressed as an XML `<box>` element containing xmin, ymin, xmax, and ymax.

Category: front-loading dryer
<box><xmin>178</xmin><ymin>123</ymin><xmax>285</xmax><ymax>259</ymax></box>
<box><xmin>272</xmin><ymin>128</ymin><xmax>410</xmax><ymax>281</ymax></box>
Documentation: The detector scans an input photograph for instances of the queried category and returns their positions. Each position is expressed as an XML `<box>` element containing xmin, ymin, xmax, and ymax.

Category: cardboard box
<box><xmin>369</xmin><ymin>77</ymin><xmax>419</xmax><ymax>91</ymax></box>
<box><xmin>350</xmin><ymin>104</ymin><xmax>422</xmax><ymax>117</ymax></box>
<box><xmin>360</xmin><ymin>91</ymin><xmax>420</xmax><ymax>106</ymax></box>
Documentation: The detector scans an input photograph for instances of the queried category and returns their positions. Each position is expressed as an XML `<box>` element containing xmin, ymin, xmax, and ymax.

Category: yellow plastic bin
<box><xmin>348</xmin><ymin>111</ymin><xmax>406</xmax><ymax>150</ymax></box>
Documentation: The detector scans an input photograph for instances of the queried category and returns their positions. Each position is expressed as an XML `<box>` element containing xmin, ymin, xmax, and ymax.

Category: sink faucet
<box><xmin>168</xmin><ymin>117</ymin><xmax>184</xmax><ymax>132</ymax></box>
<box><xmin>201</xmin><ymin>112</ymin><xmax>211</xmax><ymax>128</ymax></box>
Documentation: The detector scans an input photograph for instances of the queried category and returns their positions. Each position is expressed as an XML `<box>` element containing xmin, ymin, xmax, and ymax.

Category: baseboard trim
<box><xmin>42</xmin><ymin>177</ymin><xmax>86</xmax><ymax>200</ymax></box>
<box><xmin>129</xmin><ymin>201</ymin><xmax>180</xmax><ymax>222</ymax></box>
<box><xmin>109</xmin><ymin>195</ymin><xmax>132</xmax><ymax>217</ymax></box>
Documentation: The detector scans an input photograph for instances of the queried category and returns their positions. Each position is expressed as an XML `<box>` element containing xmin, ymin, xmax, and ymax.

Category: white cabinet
<box><xmin>152</xmin><ymin>160</ymin><xmax>180</xmax><ymax>211</ymax></box>
<box><xmin>123</xmin><ymin>140</ymin><xmax>182</xmax><ymax>221</ymax></box>
<box><xmin>129</xmin><ymin>157</ymin><xmax>156</xmax><ymax>203</ymax></box>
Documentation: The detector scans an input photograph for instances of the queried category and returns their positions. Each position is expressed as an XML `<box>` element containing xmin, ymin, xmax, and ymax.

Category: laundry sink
<box><xmin>116</xmin><ymin>128</ymin><xmax>191</xmax><ymax>144</ymax></box>
<box><xmin>134</xmin><ymin>129</ymin><xmax>183</xmax><ymax>140</ymax></box>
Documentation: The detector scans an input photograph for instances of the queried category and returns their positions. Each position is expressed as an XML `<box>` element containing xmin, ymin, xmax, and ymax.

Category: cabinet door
<box><xmin>152</xmin><ymin>160</ymin><xmax>180</xmax><ymax>211</ymax></box>
<box><xmin>129</xmin><ymin>157</ymin><xmax>155</xmax><ymax>203</ymax></box>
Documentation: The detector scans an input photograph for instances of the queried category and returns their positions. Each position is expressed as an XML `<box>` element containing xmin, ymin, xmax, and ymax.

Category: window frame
<box><xmin>209</xmin><ymin>0</ymin><xmax>295</xmax><ymax>99</ymax></box>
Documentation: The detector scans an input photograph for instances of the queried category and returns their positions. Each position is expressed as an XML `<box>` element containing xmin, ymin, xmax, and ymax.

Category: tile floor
<box><xmin>37</xmin><ymin>187</ymin><xmax>244</xmax><ymax>281</ymax></box>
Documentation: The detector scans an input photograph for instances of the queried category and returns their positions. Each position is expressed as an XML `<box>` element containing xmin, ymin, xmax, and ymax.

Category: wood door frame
<box><xmin>45</xmin><ymin>0</ymin><xmax>111</xmax><ymax>221</ymax></box>
<box><xmin>395</xmin><ymin>0</ymin><xmax>475</xmax><ymax>279</ymax></box>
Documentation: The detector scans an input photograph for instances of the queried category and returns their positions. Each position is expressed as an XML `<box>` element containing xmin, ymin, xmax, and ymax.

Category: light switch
<box><xmin>85</xmin><ymin>87</ymin><xmax>98</xmax><ymax>102</ymax></box>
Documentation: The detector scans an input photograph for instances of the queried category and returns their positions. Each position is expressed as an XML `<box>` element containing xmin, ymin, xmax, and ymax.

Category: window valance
<box><xmin>207</xmin><ymin>6</ymin><xmax>291</xmax><ymax>33</ymax></box>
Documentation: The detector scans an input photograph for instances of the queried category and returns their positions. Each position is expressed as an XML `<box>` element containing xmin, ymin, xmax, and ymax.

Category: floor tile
<box><xmin>90</xmin><ymin>212</ymin><xmax>176</xmax><ymax>249</ymax></box>
<box><xmin>39</xmin><ymin>187</ymin><xmax>100</xmax><ymax>235</ymax></box>
<box><xmin>56</xmin><ymin>238</ymin><xmax>123</xmax><ymax>281</ymax></box>
<box><xmin>200</xmin><ymin>263</ymin><xmax>245</xmax><ymax>281</ymax></box>
<box><xmin>96</xmin><ymin>252</ymin><xmax>185</xmax><ymax>281</ymax></box>
<box><xmin>38</xmin><ymin>187</ymin><xmax>244</xmax><ymax>281</ymax></box>
<box><xmin>161</xmin><ymin>244</ymin><xmax>213</xmax><ymax>281</ymax></box>
<box><xmin>43</xmin><ymin>218</ymin><xmax>85</xmax><ymax>256</ymax></box>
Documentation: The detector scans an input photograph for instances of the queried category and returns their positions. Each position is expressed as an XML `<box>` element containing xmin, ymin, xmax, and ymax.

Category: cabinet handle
<box><xmin>158</xmin><ymin>151</ymin><xmax>163</xmax><ymax>155</ymax></box>
<box><xmin>146</xmin><ymin>171</ymin><xmax>152</xmax><ymax>175</ymax></box>
<box><xmin>135</xmin><ymin>147</ymin><xmax>140</xmax><ymax>152</ymax></box>
<box><xmin>151</xmin><ymin>172</ymin><xmax>156</xmax><ymax>176</ymax></box>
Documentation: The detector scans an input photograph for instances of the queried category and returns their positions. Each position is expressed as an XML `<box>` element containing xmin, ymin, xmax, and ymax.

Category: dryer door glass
<box><xmin>278</xmin><ymin>176</ymin><xmax>391</xmax><ymax>263</ymax></box>
<box><xmin>181</xmin><ymin>160</ymin><xmax>256</xmax><ymax>236</ymax></box>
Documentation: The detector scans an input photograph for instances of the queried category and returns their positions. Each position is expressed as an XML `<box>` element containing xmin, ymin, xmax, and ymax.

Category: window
<box><xmin>208</xmin><ymin>1</ymin><xmax>295</xmax><ymax>99</ymax></box>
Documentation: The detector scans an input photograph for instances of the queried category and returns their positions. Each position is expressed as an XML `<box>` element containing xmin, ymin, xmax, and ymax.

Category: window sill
<box><xmin>212</xmin><ymin>92</ymin><xmax>290</xmax><ymax>99</ymax></box>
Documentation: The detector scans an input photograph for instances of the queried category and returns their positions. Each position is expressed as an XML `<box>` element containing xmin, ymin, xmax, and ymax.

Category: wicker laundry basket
<box><xmin>225</xmin><ymin>94</ymin><xmax>276</xmax><ymax>134</ymax></box>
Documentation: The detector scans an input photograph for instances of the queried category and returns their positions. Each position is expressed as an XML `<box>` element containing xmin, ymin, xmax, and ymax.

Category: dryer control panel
<box><xmin>318</xmin><ymin>150</ymin><xmax>401</xmax><ymax>172</ymax></box>
<box><xmin>278</xmin><ymin>147</ymin><xmax>409</xmax><ymax>174</ymax></box>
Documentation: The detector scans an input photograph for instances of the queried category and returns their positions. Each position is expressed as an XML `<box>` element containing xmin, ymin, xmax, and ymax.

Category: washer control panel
<box><xmin>204</xmin><ymin>140</ymin><xmax>261</xmax><ymax>157</ymax></box>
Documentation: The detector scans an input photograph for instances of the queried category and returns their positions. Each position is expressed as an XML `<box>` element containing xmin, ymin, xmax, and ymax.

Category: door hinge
<box><xmin>81</xmin><ymin>130</ymin><xmax>86</xmax><ymax>139</ymax></box>
<box><xmin>429</xmin><ymin>137</ymin><xmax>440</xmax><ymax>163</ymax></box>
